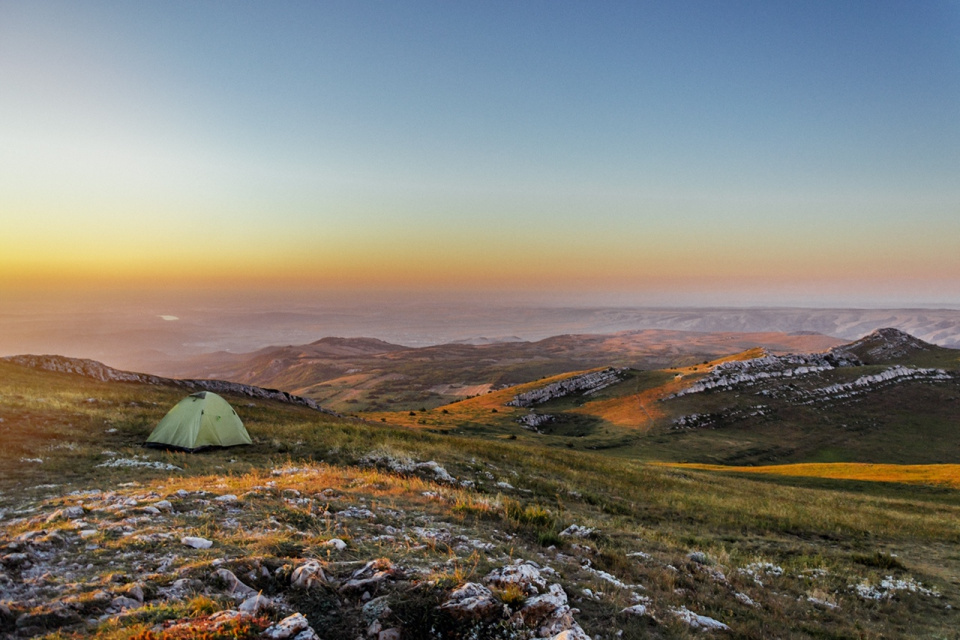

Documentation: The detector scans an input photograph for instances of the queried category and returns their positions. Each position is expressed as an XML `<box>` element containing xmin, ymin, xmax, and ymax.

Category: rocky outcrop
<box><xmin>797</xmin><ymin>365</ymin><xmax>953</xmax><ymax>403</ymax></box>
<box><xmin>669</xmin><ymin>352</ymin><xmax>857</xmax><ymax>398</ymax></box>
<box><xmin>518</xmin><ymin>412</ymin><xmax>555</xmax><ymax>431</ymax></box>
<box><xmin>507</xmin><ymin>368</ymin><xmax>626</xmax><ymax>408</ymax></box>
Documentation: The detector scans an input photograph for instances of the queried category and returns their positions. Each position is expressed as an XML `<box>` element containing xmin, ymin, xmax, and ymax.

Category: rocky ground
<box><xmin>1</xmin><ymin>452</ymin><xmax>951</xmax><ymax>639</ymax></box>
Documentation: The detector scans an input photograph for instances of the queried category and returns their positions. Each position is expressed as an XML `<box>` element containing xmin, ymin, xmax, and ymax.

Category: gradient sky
<box><xmin>2</xmin><ymin>1</ymin><xmax>959</xmax><ymax>306</ymax></box>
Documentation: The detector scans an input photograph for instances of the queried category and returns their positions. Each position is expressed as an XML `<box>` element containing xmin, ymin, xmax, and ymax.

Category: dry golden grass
<box><xmin>662</xmin><ymin>462</ymin><xmax>960</xmax><ymax>489</ymax></box>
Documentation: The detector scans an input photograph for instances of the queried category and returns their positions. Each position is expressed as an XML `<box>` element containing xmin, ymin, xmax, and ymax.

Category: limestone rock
<box><xmin>340</xmin><ymin>558</ymin><xmax>402</xmax><ymax>597</ymax></box>
<box><xmin>516</xmin><ymin>583</ymin><xmax>580</xmax><ymax>637</ymax></box>
<box><xmin>291</xmin><ymin>560</ymin><xmax>329</xmax><ymax>589</ymax></box>
<box><xmin>323</xmin><ymin>538</ymin><xmax>347</xmax><ymax>551</ymax></box>
<box><xmin>484</xmin><ymin>560</ymin><xmax>547</xmax><ymax>595</ymax></box>
<box><xmin>213</xmin><ymin>568</ymin><xmax>258</xmax><ymax>598</ymax></box>
<box><xmin>549</xmin><ymin>628</ymin><xmax>592</xmax><ymax>640</ymax></box>
<box><xmin>439</xmin><ymin>582</ymin><xmax>503</xmax><ymax>621</ymax></box>
<box><xmin>673</xmin><ymin>606</ymin><xmax>730</xmax><ymax>631</ymax></box>
<box><xmin>559</xmin><ymin>524</ymin><xmax>594</xmax><ymax>539</ymax></box>
<box><xmin>361</xmin><ymin>595</ymin><xmax>393</xmax><ymax>623</ymax></box>
<box><xmin>239</xmin><ymin>594</ymin><xmax>273</xmax><ymax>614</ymax></box>
<box><xmin>263</xmin><ymin>612</ymin><xmax>312</xmax><ymax>639</ymax></box>
<box><xmin>110</xmin><ymin>595</ymin><xmax>141</xmax><ymax>610</ymax></box>
<box><xmin>181</xmin><ymin>536</ymin><xmax>212</xmax><ymax>549</ymax></box>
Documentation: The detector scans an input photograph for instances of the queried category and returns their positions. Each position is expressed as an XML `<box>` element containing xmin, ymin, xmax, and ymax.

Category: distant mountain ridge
<box><xmin>167</xmin><ymin>329</ymin><xmax>847</xmax><ymax>412</ymax></box>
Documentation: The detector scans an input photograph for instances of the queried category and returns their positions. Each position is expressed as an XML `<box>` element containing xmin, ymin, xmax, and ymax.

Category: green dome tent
<box><xmin>146</xmin><ymin>391</ymin><xmax>251</xmax><ymax>451</ymax></box>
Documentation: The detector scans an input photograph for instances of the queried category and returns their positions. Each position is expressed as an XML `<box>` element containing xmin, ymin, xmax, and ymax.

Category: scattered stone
<box><xmin>213</xmin><ymin>568</ymin><xmax>258</xmax><ymax>598</ymax></box>
<box><xmin>340</xmin><ymin>558</ymin><xmax>403</xmax><ymax>597</ymax></box>
<box><xmin>1</xmin><ymin>553</ymin><xmax>29</xmax><ymax>567</ymax></box>
<box><xmin>852</xmin><ymin>576</ymin><xmax>939</xmax><ymax>600</ymax></box>
<box><xmin>672</xmin><ymin>607</ymin><xmax>730</xmax><ymax>631</ymax></box>
<box><xmin>110</xmin><ymin>595</ymin><xmax>141</xmax><ymax>610</ymax></box>
<box><xmin>439</xmin><ymin>582</ymin><xmax>503</xmax><ymax>621</ymax></box>
<box><xmin>263</xmin><ymin>612</ymin><xmax>311</xmax><ymax>639</ymax></box>
<box><xmin>239</xmin><ymin>594</ymin><xmax>273</xmax><ymax>614</ymax></box>
<box><xmin>620</xmin><ymin>603</ymin><xmax>651</xmax><ymax>617</ymax></box>
<box><xmin>45</xmin><ymin>506</ymin><xmax>84</xmax><ymax>522</ymax></box>
<box><xmin>549</xmin><ymin>628</ymin><xmax>592</xmax><ymax>640</ymax></box>
<box><xmin>485</xmin><ymin>560</ymin><xmax>548</xmax><ymax>595</ymax></box>
<box><xmin>362</xmin><ymin>595</ymin><xmax>393</xmax><ymax>622</ymax></box>
<box><xmin>338</xmin><ymin>506</ymin><xmax>376</xmax><ymax>519</ymax></box>
<box><xmin>734</xmin><ymin>592</ymin><xmax>757</xmax><ymax>607</ymax></box>
<box><xmin>559</xmin><ymin>524</ymin><xmax>594</xmax><ymax>539</ymax></box>
<box><xmin>96</xmin><ymin>457</ymin><xmax>182</xmax><ymax>471</ymax></box>
<box><xmin>124</xmin><ymin>584</ymin><xmax>145</xmax><ymax>602</ymax></box>
<box><xmin>323</xmin><ymin>538</ymin><xmax>348</xmax><ymax>551</ymax></box>
<box><xmin>291</xmin><ymin>560</ymin><xmax>329</xmax><ymax>589</ymax></box>
<box><xmin>516</xmin><ymin>583</ymin><xmax>581</xmax><ymax>637</ymax></box>
<box><xmin>158</xmin><ymin>578</ymin><xmax>203</xmax><ymax>600</ymax></box>
<box><xmin>181</xmin><ymin>536</ymin><xmax>213</xmax><ymax>549</ymax></box>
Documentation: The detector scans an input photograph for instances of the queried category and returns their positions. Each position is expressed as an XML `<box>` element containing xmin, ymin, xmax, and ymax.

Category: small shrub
<box><xmin>853</xmin><ymin>551</ymin><xmax>905</xmax><ymax>570</ymax></box>
<box><xmin>537</xmin><ymin>529</ymin><xmax>563</xmax><ymax>547</ymax></box>
<box><xmin>505</xmin><ymin>499</ymin><xmax>555</xmax><ymax>529</ymax></box>
<box><xmin>492</xmin><ymin>582</ymin><xmax>527</xmax><ymax>608</ymax></box>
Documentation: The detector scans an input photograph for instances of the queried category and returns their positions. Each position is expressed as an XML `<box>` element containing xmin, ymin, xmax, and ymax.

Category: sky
<box><xmin>2</xmin><ymin>1</ymin><xmax>960</xmax><ymax>307</ymax></box>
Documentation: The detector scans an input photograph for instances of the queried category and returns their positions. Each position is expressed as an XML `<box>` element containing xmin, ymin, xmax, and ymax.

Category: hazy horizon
<box><xmin>4</xmin><ymin>290</ymin><xmax>960</xmax><ymax>376</ymax></box>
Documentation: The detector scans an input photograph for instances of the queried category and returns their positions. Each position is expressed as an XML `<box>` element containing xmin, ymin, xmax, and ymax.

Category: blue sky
<box><xmin>2</xmin><ymin>1</ymin><xmax>959</xmax><ymax>305</ymax></box>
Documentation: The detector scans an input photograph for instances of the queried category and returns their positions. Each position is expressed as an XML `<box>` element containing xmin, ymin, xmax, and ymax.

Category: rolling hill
<box><xmin>364</xmin><ymin>329</ymin><xmax>960</xmax><ymax>467</ymax></box>
<box><xmin>170</xmin><ymin>330</ymin><xmax>845</xmax><ymax>413</ymax></box>
<box><xmin>1</xmin><ymin>348</ymin><xmax>959</xmax><ymax>639</ymax></box>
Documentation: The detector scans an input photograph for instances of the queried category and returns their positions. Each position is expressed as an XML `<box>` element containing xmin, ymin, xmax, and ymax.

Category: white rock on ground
<box><xmin>238</xmin><ymin>594</ymin><xmax>272</xmax><ymax>614</ymax></box>
<box><xmin>262</xmin><ymin>612</ymin><xmax>312</xmax><ymax>639</ymax></box>
<box><xmin>620</xmin><ymin>604</ymin><xmax>650</xmax><ymax>617</ymax></box>
<box><xmin>181</xmin><ymin>536</ymin><xmax>212</xmax><ymax>549</ymax></box>
<box><xmin>213</xmin><ymin>568</ymin><xmax>258</xmax><ymax>598</ymax></box>
<box><xmin>290</xmin><ymin>560</ymin><xmax>328</xmax><ymax>589</ymax></box>
<box><xmin>439</xmin><ymin>582</ymin><xmax>503</xmax><ymax>621</ymax></box>
<box><xmin>559</xmin><ymin>524</ymin><xmax>594</xmax><ymax>538</ymax></box>
<box><xmin>484</xmin><ymin>560</ymin><xmax>548</xmax><ymax>594</ymax></box>
<box><xmin>672</xmin><ymin>606</ymin><xmax>730</xmax><ymax>631</ymax></box>
<box><xmin>323</xmin><ymin>537</ymin><xmax>347</xmax><ymax>551</ymax></box>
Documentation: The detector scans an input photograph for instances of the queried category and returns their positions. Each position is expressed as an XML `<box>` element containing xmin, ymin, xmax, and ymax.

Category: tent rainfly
<box><xmin>146</xmin><ymin>391</ymin><xmax>251</xmax><ymax>451</ymax></box>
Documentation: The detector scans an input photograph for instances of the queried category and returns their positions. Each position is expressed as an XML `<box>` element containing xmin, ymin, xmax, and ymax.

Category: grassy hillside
<box><xmin>1</xmin><ymin>360</ymin><xmax>959</xmax><ymax>639</ymax></box>
<box><xmin>362</xmin><ymin>333</ymin><xmax>960</xmax><ymax>467</ymax></box>
<box><xmin>170</xmin><ymin>331</ymin><xmax>845</xmax><ymax>412</ymax></box>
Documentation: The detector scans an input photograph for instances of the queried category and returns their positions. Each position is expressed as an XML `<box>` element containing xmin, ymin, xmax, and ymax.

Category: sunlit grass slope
<box><xmin>664</xmin><ymin>462</ymin><xmax>960</xmax><ymax>489</ymax></box>
<box><xmin>2</xmin><ymin>360</ymin><xmax>960</xmax><ymax>638</ymax></box>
